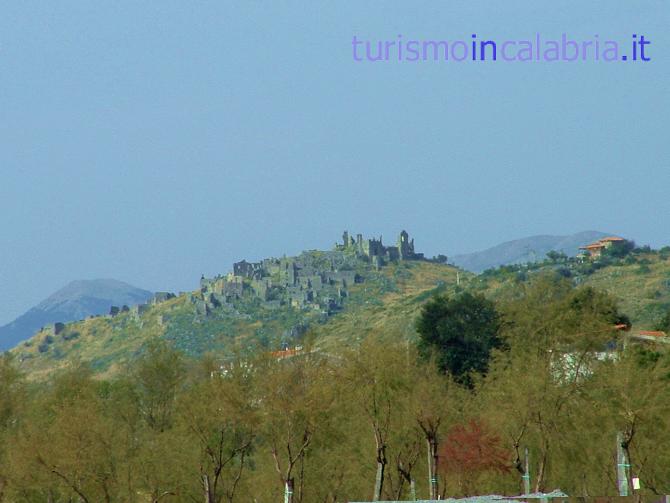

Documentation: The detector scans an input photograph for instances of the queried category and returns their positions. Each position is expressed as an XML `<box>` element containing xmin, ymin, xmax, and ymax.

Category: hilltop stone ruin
<box><xmin>196</xmin><ymin>230</ymin><xmax>426</xmax><ymax>316</ymax></box>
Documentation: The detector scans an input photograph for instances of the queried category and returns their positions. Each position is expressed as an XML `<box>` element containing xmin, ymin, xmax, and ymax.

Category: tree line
<box><xmin>1</xmin><ymin>273</ymin><xmax>670</xmax><ymax>502</ymax></box>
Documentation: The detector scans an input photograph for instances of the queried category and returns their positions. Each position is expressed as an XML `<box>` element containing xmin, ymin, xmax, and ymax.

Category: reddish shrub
<box><xmin>439</xmin><ymin>419</ymin><xmax>510</xmax><ymax>477</ymax></box>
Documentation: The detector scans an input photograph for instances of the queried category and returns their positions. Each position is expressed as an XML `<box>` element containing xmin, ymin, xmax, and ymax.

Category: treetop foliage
<box><xmin>416</xmin><ymin>292</ymin><xmax>504</xmax><ymax>386</ymax></box>
<box><xmin>2</xmin><ymin>279</ymin><xmax>670</xmax><ymax>501</ymax></box>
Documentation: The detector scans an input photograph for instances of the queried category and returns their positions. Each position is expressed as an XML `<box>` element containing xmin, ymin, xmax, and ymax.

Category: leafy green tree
<box><xmin>577</xmin><ymin>349</ymin><xmax>670</xmax><ymax>497</ymax></box>
<box><xmin>257</xmin><ymin>353</ymin><xmax>335</xmax><ymax>503</ymax></box>
<box><xmin>416</xmin><ymin>293</ymin><xmax>503</xmax><ymax>386</ymax></box>
<box><xmin>604</xmin><ymin>240</ymin><xmax>635</xmax><ymax>259</ymax></box>
<box><xmin>177</xmin><ymin>364</ymin><xmax>257</xmax><ymax>503</ymax></box>
<box><xmin>134</xmin><ymin>338</ymin><xmax>185</xmax><ymax>432</ymax></box>
<box><xmin>546</xmin><ymin>250</ymin><xmax>567</xmax><ymax>263</ymax></box>
<box><xmin>411</xmin><ymin>359</ymin><xmax>461</xmax><ymax>499</ymax></box>
<box><xmin>565</xmin><ymin>286</ymin><xmax>631</xmax><ymax>331</ymax></box>
<box><xmin>340</xmin><ymin>337</ymin><xmax>412</xmax><ymax>501</ymax></box>
<box><xmin>7</xmin><ymin>364</ymin><xmax>136</xmax><ymax>502</ymax></box>
<box><xmin>479</xmin><ymin>276</ymin><xmax>636</xmax><ymax>495</ymax></box>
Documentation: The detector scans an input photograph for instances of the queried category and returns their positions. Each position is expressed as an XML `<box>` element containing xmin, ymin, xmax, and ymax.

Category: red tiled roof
<box><xmin>638</xmin><ymin>330</ymin><xmax>667</xmax><ymax>338</ymax></box>
<box><xmin>269</xmin><ymin>348</ymin><xmax>303</xmax><ymax>359</ymax></box>
<box><xmin>579</xmin><ymin>237</ymin><xmax>626</xmax><ymax>250</ymax></box>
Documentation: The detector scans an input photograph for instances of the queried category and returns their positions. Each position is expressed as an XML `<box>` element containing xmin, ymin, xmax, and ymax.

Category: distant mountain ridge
<box><xmin>0</xmin><ymin>279</ymin><xmax>152</xmax><ymax>351</ymax></box>
<box><xmin>451</xmin><ymin>231</ymin><xmax>612</xmax><ymax>273</ymax></box>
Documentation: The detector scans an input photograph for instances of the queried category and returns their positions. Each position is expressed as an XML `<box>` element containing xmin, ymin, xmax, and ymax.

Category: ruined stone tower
<box><xmin>397</xmin><ymin>230</ymin><xmax>415</xmax><ymax>260</ymax></box>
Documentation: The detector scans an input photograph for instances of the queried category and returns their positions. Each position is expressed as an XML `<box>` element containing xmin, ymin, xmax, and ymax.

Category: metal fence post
<box><xmin>523</xmin><ymin>447</ymin><xmax>531</xmax><ymax>495</ymax></box>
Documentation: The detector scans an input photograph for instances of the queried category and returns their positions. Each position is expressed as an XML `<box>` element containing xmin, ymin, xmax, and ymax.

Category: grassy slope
<box><xmin>581</xmin><ymin>253</ymin><xmax>670</xmax><ymax>328</ymax></box>
<box><xmin>13</xmin><ymin>261</ymin><xmax>463</xmax><ymax>380</ymax></box>
<box><xmin>12</xmin><ymin>252</ymin><xmax>670</xmax><ymax>380</ymax></box>
<box><xmin>465</xmin><ymin>251</ymin><xmax>670</xmax><ymax>329</ymax></box>
<box><xmin>313</xmin><ymin>261</ymin><xmax>462</xmax><ymax>350</ymax></box>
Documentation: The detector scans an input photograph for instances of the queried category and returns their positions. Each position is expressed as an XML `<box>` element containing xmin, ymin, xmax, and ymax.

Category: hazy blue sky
<box><xmin>1</xmin><ymin>1</ymin><xmax>668</xmax><ymax>324</ymax></box>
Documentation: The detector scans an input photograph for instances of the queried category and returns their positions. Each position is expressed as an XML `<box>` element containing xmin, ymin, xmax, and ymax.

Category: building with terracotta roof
<box><xmin>269</xmin><ymin>346</ymin><xmax>304</xmax><ymax>360</ymax></box>
<box><xmin>630</xmin><ymin>330</ymin><xmax>670</xmax><ymax>344</ymax></box>
<box><xmin>579</xmin><ymin>236</ymin><xmax>627</xmax><ymax>260</ymax></box>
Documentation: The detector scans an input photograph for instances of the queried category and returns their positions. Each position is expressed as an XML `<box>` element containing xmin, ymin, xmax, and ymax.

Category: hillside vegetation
<box><xmin>12</xmin><ymin>260</ymin><xmax>464</xmax><ymax>379</ymax></box>
<box><xmin>0</xmin><ymin>279</ymin><xmax>152</xmax><ymax>352</ymax></box>
<box><xmin>11</xmin><ymin>245</ymin><xmax>670</xmax><ymax>380</ymax></box>
<box><xmin>4</xmin><ymin>244</ymin><xmax>670</xmax><ymax>500</ymax></box>
<box><xmin>471</xmin><ymin>246</ymin><xmax>670</xmax><ymax>329</ymax></box>
<box><xmin>2</xmin><ymin>271</ymin><xmax>670</xmax><ymax>501</ymax></box>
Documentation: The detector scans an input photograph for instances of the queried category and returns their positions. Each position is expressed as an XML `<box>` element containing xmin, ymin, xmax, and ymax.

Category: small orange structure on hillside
<box><xmin>629</xmin><ymin>330</ymin><xmax>670</xmax><ymax>345</ymax></box>
<box><xmin>579</xmin><ymin>236</ymin><xmax>626</xmax><ymax>259</ymax></box>
<box><xmin>637</xmin><ymin>330</ymin><xmax>668</xmax><ymax>338</ymax></box>
<box><xmin>269</xmin><ymin>346</ymin><xmax>304</xmax><ymax>360</ymax></box>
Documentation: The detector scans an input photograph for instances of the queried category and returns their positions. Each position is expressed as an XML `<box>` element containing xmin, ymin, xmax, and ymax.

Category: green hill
<box><xmin>11</xmin><ymin>240</ymin><xmax>670</xmax><ymax>381</ymax></box>
<box><xmin>12</xmin><ymin>250</ymin><xmax>464</xmax><ymax>380</ymax></box>
<box><xmin>471</xmin><ymin>246</ymin><xmax>670</xmax><ymax>328</ymax></box>
<box><xmin>580</xmin><ymin>252</ymin><xmax>670</xmax><ymax>327</ymax></box>
<box><xmin>0</xmin><ymin>279</ymin><xmax>153</xmax><ymax>351</ymax></box>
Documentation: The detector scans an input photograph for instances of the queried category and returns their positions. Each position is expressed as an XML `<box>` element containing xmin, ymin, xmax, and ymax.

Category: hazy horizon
<box><xmin>0</xmin><ymin>228</ymin><xmax>653</xmax><ymax>326</ymax></box>
<box><xmin>1</xmin><ymin>1</ymin><xmax>668</xmax><ymax>325</ymax></box>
